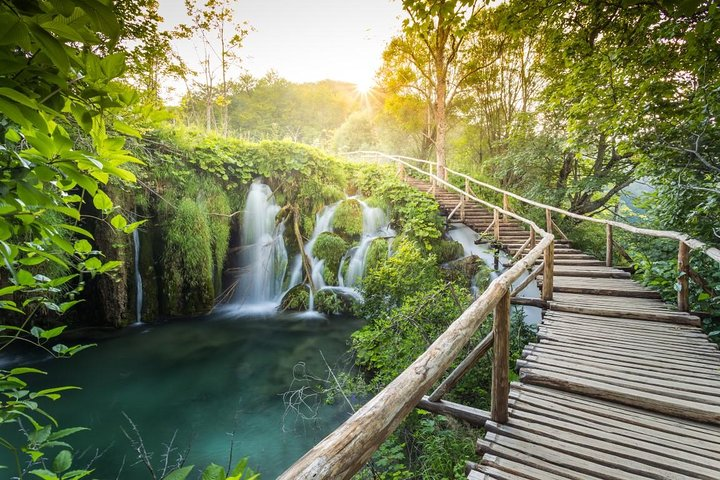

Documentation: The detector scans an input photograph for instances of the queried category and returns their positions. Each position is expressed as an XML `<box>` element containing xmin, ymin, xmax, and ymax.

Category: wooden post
<box><xmin>397</xmin><ymin>162</ymin><xmax>406</xmax><ymax>182</ymax></box>
<box><xmin>502</xmin><ymin>193</ymin><xmax>509</xmax><ymax>223</ymax></box>
<box><xmin>431</xmin><ymin>162</ymin><xmax>437</xmax><ymax>195</ymax></box>
<box><xmin>542</xmin><ymin>241</ymin><xmax>554</xmax><ymax>301</ymax></box>
<box><xmin>545</xmin><ymin>208</ymin><xmax>552</xmax><ymax>235</ymax></box>
<box><xmin>605</xmin><ymin>224</ymin><xmax>613</xmax><ymax>267</ymax></box>
<box><xmin>678</xmin><ymin>241</ymin><xmax>690</xmax><ymax>312</ymax></box>
<box><xmin>461</xmin><ymin>178</ymin><xmax>469</xmax><ymax>221</ymax></box>
<box><xmin>491</xmin><ymin>290</ymin><xmax>511</xmax><ymax>423</ymax></box>
<box><xmin>493</xmin><ymin>209</ymin><xmax>500</xmax><ymax>241</ymax></box>
<box><xmin>530</xmin><ymin>229</ymin><xmax>536</xmax><ymax>249</ymax></box>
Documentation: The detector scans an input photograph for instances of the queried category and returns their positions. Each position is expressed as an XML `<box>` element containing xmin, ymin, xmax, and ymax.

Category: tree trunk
<box><xmin>435</xmin><ymin>47</ymin><xmax>448</xmax><ymax>181</ymax></box>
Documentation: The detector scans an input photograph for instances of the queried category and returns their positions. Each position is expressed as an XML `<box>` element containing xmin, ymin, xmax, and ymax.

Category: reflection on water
<box><xmin>2</xmin><ymin>312</ymin><xmax>361</xmax><ymax>478</ymax></box>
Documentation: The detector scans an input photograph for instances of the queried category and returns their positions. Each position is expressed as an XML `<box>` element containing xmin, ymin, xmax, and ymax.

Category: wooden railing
<box><xmin>350</xmin><ymin>151</ymin><xmax>720</xmax><ymax>312</ymax></box>
<box><xmin>278</xmin><ymin>153</ymin><xmax>554</xmax><ymax>479</ymax></box>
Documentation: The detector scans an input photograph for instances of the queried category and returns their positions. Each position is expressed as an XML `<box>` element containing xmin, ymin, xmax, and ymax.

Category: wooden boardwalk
<box><xmin>410</xmin><ymin>179</ymin><xmax>720</xmax><ymax>480</ymax></box>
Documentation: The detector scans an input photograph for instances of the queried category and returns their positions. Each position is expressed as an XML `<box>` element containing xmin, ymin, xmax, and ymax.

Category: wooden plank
<box><xmin>517</xmin><ymin>357</ymin><xmax>720</xmax><ymax>399</ymax></box>
<box><xmin>491</xmin><ymin>418</ymin><xmax>719</xmax><ymax>479</ymax></box>
<box><xmin>519</xmin><ymin>368</ymin><xmax>720</xmax><ymax>424</ymax></box>
<box><xmin>537</xmin><ymin>331</ymin><xmax>720</xmax><ymax>361</ymax></box>
<box><xmin>474</xmin><ymin>464</ymin><xmax>533</xmax><ymax>480</ymax></box>
<box><xmin>417</xmin><ymin>396</ymin><xmax>490</xmax><ymax>426</ymax></box>
<box><xmin>522</xmin><ymin>347</ymin><xmax>720</xmax><ymax>385</ymax></box>
<box><xmin>513</xmin><ymin>384</ymin><xmax>720</xmax><ymax>444</ymax></box>
<box><xmin>546</xmin><ymin>303</ymin><xmax>701</xmax><ymax>326</ymax></box>
<box><xmin>508</xmin><ymin>394</ymin><xmax>720</xmax><ymax>460</ymax></box>
<box><xmin>481</xmin><ymin>432</ymin><xmax>654</xmax><ymax>480</ymax></box>
<box><xmin>534</xmin><ymin>338</ymin><xmax>720</xmax><ymax>371</ymax></box>
<box><xmin>477</xmin><ymin>438</ymin><xmax>609</xmax><ymax>480</ymax></box>
<box><xmin>537</xmin><ymin>324</ymin><xmax>720</xmax><ymax>354</ymax></box>
<box><xmin>481</xmin><ymin>454</ymin><xmax>574</xmax><ymax>480</ymax></box>
<box><xmin>539</xmin><ymin>318</ymin><xmax>712</xmax><ymax>345</ymax></box>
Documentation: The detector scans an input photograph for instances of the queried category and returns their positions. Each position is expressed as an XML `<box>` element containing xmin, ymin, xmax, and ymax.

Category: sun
<box><xmin>355</xmin><ymin>78</ymin><xmax>375</xmax><ymax>95</ymax></box>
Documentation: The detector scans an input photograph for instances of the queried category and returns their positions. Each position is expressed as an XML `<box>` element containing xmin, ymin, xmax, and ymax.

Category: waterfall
<box><xmin>133</xmin><ymin>227</ymin><xmax>143</xmax><ymax>324</ymax></box>
<box><xmin>236</xmin><ymin>182</ymin><xmax>288</xmax><ymax>309</ymax></box>
<box><xmin>344</xmin><ymin>201</ymin><xmax>394</xmax><ymax>288</ymax></box>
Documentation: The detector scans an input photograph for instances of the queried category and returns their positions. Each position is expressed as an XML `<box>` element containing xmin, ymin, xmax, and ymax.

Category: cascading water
<box><xmin>133</xmin><ymin>227</ymin><xmax>143</xmax><ymax>324</ymax></box>
<box><xmin>236</xmin><ymin>182</ymin><xmax>288</xmax><ymax>310</ymax></box>
<box><xmin>344</xmin><ymin>201</ymin><xmax>394</xmax><ymax>288</ymax></box>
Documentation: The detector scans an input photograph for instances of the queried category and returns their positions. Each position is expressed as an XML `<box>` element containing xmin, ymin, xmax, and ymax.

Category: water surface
<box><xmin>5</xmin><ymin>311</ymin><xmax>361</xmax><ymax>479</ymax></box>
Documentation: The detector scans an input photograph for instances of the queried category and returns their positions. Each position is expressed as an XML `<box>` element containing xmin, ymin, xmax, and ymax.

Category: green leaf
<box><xmin>74</xmin><ymin>239</ymin><xmax>92</xmax><ymax>254</ymax></box>
<box><xmin>28</xmin><ymin>469</ymin><xmax>58</xmax><ymax>480</ymax></box>
<box><xmin>161</xmin><ymin>466</ymin><xmax>195</xmax><ymax>480</ymax></box>
<box><xmin>52</xmin><ymin>450</ymin><xmax>72</xmax><ymax>474</ymax></box>
<box><xmin>92</xmin><ymin>190</ymin><xmax>113</xmax><ymax>212</ymax></box>
<box><xmin>84</xmin><ymin>257</ymin><xmax>102</xmax><ymax>270</ymax></box>
<box><xmin>110</xmin><ymin>214</ymin><xmax>127</xmax><ymax>230</ymax></box>
<box><xmin>17</xmin><ymin>269</ymin><xmax>36</xmax><ymax>286</ymax></box>
<box><xmin>201</xmin><ymin>463</ymin><xmax>225</xmax><ymax>480</ymax></box>
<box><xmin>10</xmin><ymin>367</ymin><xmax>46</xmax><ymax>376</ymax></box>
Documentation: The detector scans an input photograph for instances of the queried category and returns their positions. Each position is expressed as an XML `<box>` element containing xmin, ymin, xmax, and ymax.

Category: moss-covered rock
<box><xmin>473</xmin><ymin>263</ymin><xmax>493</xmax><ymax>292</ymax></box>
<box><xmin>434</xmin><ymin>239</ymin><xmax>465</xmax><ymax>264</ymax></box>
<box><xmin>280</xmin><ymin>283</ymin><xmax>310</xmax><ymax>311</ymax></box>
<box><xmin>315</xmin><ymin>288</ymin><xmax>362</xmax><ymax>316</ymax></box>
<box><xmin>312</xmin><ymin>232</ymin><xmax>348</xmax><ymax>285</ymax></box>
<box><xmin>364</xmin><ymin>237</ymin><xmax>389</xmax><ymax>275</ymax></box>
<box><xmin>332</xmin><ymin>199</ymin><xmax>363</xmax><ymax>240</ymax></box>
<box><xmin>441</xmin><ymin>255</ymin><xmax>484</xmax><ymax>286</ymax></box>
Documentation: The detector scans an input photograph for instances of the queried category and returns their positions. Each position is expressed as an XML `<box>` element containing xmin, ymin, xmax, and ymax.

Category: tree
<box><xmin>0</xmin><ymin>0</ymin><xmax>143</xmax><ymax>474</ymax></box>
<box><xmin>399</xmin><ymin>0</ymin><xmax>490</xmax><ymax>180</ymax></box>
<box><xmin>177</xmin><ymin>0</ymin><xmax>251</xmax><ymax>134</ymax></box>
<box><xmin>115</xmin><ymin>0</ymin><xmax>187</xmax><ymax>103</ymax></box>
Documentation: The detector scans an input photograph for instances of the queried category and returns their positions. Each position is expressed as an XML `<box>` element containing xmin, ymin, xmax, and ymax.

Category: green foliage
<box><xmin>332</xmin><ymin>200</ymin><xmax>363</xmax><ymax>240</ymax></box>
<box><xmin>364</xmin><ymin>238</ymin><xmax>389</xmax><ymax>275</ymax></box>
<box><xmin>311</xmin><ymin>233</ymin><xmax>348</xmax><ymax>285</ymax></box>
<box><xmin>163</xmin><ymin>198</ymin><xmax>214</xmax><ymax>315</ymax></box>
<box><xmin>434</xmin><ymin>239</ymin><xmax>465</xmax><ymax>264</ymax></box>
<box><xmin>144</xmin><ymin>130</ymin><xmax>347</xmax><ymax>235</ymax></box>
<box><xmin>353</xmin><ymin>164</ymin><xmax>444</xmax><ymax>249</ymax></box>
<box><xmin>280</xmin><ymin>284</ymin><xmax>310</xmax><ymax>312</ymax></box>
<box><xmin>161</xmin><ymin>458</ymin><xmax>259</xmax><ymax>480</ymax></box>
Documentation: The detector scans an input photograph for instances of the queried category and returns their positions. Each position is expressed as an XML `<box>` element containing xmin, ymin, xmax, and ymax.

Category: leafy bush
<box><xmin>364</xmin><ymin>238</ymin><xmax>389</xmax><ymax>275</ymax></box>
<box><xmin>312</xmin><ymin>233</ymin><xmax>348</xmax><ymax>285</ymax></box>
<box><xmin>333</xmin><ymin>199</ymin><xmax>364</xmax><ymax>240</ymax></box>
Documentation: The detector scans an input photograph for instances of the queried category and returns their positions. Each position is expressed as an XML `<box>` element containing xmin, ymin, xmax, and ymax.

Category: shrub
<box><xmin>333</xmin><ymin>199</ymin><xmax>364</xmax><ymax>240</ymax></box>
<box><xmin>312</xmin><ymin>232</ymin><xmax>348</xmax><ymax>285</ymax></box>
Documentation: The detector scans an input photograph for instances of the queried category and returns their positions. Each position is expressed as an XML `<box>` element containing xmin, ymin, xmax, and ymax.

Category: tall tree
<box><xmin>400</xmin><ymin>0</ymin><xmax>489</xmax><ymax>180</ymax></box>
<box><xmin>177</xmin><ymin>0</ymin><xmax>250</xmax><ymax>134</ymax></box>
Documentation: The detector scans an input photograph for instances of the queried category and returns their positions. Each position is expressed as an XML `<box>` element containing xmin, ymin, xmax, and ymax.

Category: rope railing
<box><xmin>347</xmin><ymin>150</ymin><xmax>720</xmax><ymax>312</ymax></box>
<box><xmin>278</xmin><ymin>152</ymin><xmax>555</xmax><ymax>479</ymax></box>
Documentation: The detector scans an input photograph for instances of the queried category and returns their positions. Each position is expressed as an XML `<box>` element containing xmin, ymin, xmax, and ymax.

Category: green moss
<box><xmin>332</xmin><ymin>199</ymin><xmax>363</xmax><ymax>240</ymax></box>
<box><xmin>473</xmin><ymin>263</ymin><xmax>493</xmax><ymax>291</ymax></box>
<box><xmin>365</xmin><ymin>237</ymin><xmax>389</xmax><ymax>275</ymax></box>
<box><xmin>434</xmin><ymin>239</ymin><xmax>465</xmax><ymax>264</ymax></box>
<box><xmin>312</xmin><ymin>232</ymin><xmax>348</xmax><ymax>285</ymax></box>
<box><xmin>280</xmin><ymin>283</ymin><xmax>310</xmax><ymax>311</ymax></box>
<box><xmin>315</xmin><ymin>289</ymin><xmax>362</xmax><ymax>316</ymax></box>
<box><xmin>162</xmin><ymin>198</ymin><xmax>214</xmax><ymax>315</ymax></box>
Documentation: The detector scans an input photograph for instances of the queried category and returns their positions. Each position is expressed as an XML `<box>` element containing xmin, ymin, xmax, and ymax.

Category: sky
<box><xmin>158</xmin><ymin>0</ymin><xmax>404</xmax><ymax>92</ymax></box>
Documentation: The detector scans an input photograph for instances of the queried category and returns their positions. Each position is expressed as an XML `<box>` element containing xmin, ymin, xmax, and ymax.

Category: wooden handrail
<box><xmin>278</xmin><ymin>238</ymin><xmax>551</xmax><ymax>479</ymax></box>
<box><xmin>280</xmin><ymin>152</ymin><xmax>555</xmax><ymax>480</ymax></box>
<box><xmin>346</xmin><ymin>151</ymin><xmax>720</xmax><ymax>264</ymax></box>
